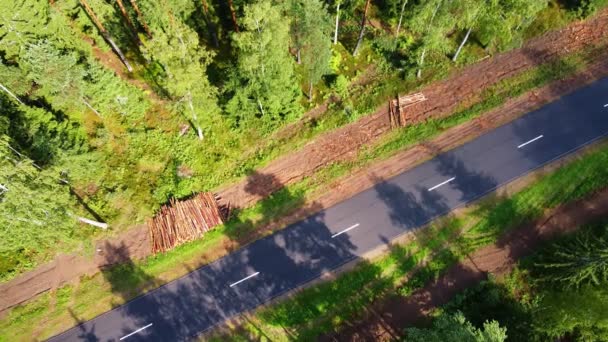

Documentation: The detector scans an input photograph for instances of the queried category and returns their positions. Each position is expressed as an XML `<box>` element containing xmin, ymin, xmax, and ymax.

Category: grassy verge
<box><xmin>0</xmin><ymin>40</ymin><xmax>605</xmax><ymax>342</ymax></box>
<box><xmin>207</xmin><ymin>140</ymin><xmax>608</xmax><ymax>342</ymax></box>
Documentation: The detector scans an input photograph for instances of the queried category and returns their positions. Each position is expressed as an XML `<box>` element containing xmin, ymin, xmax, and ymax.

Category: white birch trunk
<box><xmin>0</xmin><ymin>82</ymin><xmax>24</xmax><ymax>105</ymax></box>
<box><xmin>417</xmin><ymin>1</ymin><xmax>442</xmax><ymax>79</ymax></box>
<box><xmin>102</xmin><ymin>33</ymin><xmax>133</xmax><ymax>72</ymax></box>
<box><xmin>308</xmin><ymin>80</ymin><xmax>313</xmax><ymax>102</ymax></box>
<box><xmin>82</xmin><ymin>99</ymin><xmax>102</xmax><ymax>117</ymax></box>
<box><xmin>417</xmin><ymin>48</ymin><xmax>426</xmax><ymax>79</ymax></box>
<box><xmin>396</xmin><ymin>0</ymin><xmax>408</xmax><ymax>35</ymax></box>
<box><xmin>257</xmin><ymin>98</ymin><xmax>265</xmax><ymax>117</ymax></box>
<box><xmin>75</xmin><ymin>216</ymin><xmax>109</xmax><ymax>229</ymax></box>
<box><xmin>452</xmin><ymin>27</ymin><xmax>472</xmax><ymax>62</ymax></box>
<box><xmin>187</xmin><ymin>94</ymin><xmax>204</xmax><ymax>140</ymax></box>
<box><xmin>334</xmin><ymin>2</ymin><xmax>340</xmax><ymax>44</ymax></box>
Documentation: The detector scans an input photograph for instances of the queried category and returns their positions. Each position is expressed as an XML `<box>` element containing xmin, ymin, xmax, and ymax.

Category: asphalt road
<box><xmin>49</xmin><ymin>77</ymin><xmax>608</xmax><ymax>341</ymax></box>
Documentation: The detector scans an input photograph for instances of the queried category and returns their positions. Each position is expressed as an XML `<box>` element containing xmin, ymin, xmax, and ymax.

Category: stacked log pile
<box><xmin>389</xmin><ymin>93</ymin><xmax>427</xmax><ymax>128</ymax></box>
<box><xmin>148</xmin><ymin>192</ymin><xmax>228</xmax><ymax>253</ymax></box>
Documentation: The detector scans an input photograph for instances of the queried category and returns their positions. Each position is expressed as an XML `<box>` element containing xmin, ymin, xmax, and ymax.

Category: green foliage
<box><xmin>141</xmin><ymin>14</ymin><xmax>219</xmax><ymax>139</ymax></box>
<box><xmin>534</xmin><ymin>230</ymin><xmax>608</xmax><ymax>289</ymax></box>
<box><xmin>0</xmin><ymin>0</ymin><xmax>602</xmax><ymax>289</ymax></box>
<box><xmin>475</xmin><ymin>0</ymin><xmax>549</xmax><ymax>51</ymax></box>
<box><xmin>444</xmin><ymin>221</ymin><xmax>608</xmax><ymax>342</ymax></box>
<box><xmin>331</xmin><ymin>74</ymin><xmax>350</xmax><ymax>100</ymax></box>
<box><xmin>562</xmin><ymin>0</ymin><xmax>608</xmax><ymax>18</ymax></box>
<box><xmin>225</xmin><ymin>0</ymin><xmax>302</xmax><ymax>131</ymax></box>
<box><xmin>405</xmin><ymin>311</ymin><xmax>507</xmax><ymax>342</ymax></box>
<box><xmin>0</xmin><ymin>134</ymin><xmax>83</xmax><ymax>280</ymax></box>
<box><xmin>287</xmin><ymin>0</ymin><xmax>333</xmax><ymax>97</ymax></box>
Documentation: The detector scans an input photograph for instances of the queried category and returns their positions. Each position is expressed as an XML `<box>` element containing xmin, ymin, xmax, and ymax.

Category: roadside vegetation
<box><xmin>1</xmin><ymin>0</ymin><xmax>605</xmax><ymax>283</ymax></box>
<box><xmin>199</xmin><ymin>138</ymin><xmax>608</xmax><ymax>341</ymax></box>
<box><xmin>423</xmin><ymin>218</ymin><xmax>608</xmax><ymax>341</ymax></box>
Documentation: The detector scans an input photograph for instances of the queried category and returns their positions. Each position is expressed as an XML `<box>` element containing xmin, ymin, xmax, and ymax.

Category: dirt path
<box><xmin>323</xmin><ymin>187</ymin><xmax>608</xmax><ymax>341</ymax></box>
<box><xmin>216</xmin><ymin>11</ymin><xmax>608</xmax><ymax>210</ymax></box>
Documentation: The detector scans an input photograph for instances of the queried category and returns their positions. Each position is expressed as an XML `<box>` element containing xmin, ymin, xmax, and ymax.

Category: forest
<box><xmin>0</xmin><ymin>0</ymin><xmax>605</xmax><ymax>282</ymax></box>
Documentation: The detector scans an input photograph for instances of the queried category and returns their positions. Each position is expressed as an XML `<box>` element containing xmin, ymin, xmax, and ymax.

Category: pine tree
<box><xmin>0</xmin><ymin>0</ymin><xmax>51</xmax><ymax>60</ymax></box>
<box><xmin>129</xmin><ymin>0</ymin><xmax>153</xmax><ymax>38</ymax></box>
<box><xmin>227</xmin><ymin>0</ymin><xmax>240</xmax><ymax>32</ymax></box>
<box><xmin>535</xmin><ymin>231</ymin><xmax>608</xmax><ymax>288</ymax></box>
<box><xmin>226</xmin><ymin>0</ymin><xmax>301</xmax><ymax>130</ymax></box>
<box><xmin>406</xmin><ymin>311</ymin><xmax>508</xmax><ymax>342</ymax></box>
<box><xmin>115</xmin><ymin>0</ymin><xmax>142</xmax><ymax>45</ymax></box>
<box><xmin>79</xmin><ymin>0</ymin><xmax>133</xmax><ymax>72</ymax></box>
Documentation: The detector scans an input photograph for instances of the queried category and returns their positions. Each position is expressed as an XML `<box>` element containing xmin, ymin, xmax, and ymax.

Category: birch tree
<box><xmin>226</xmin><ymin>0</ymin><xmax>301</xmax><ymax>130</ymax></box>
<box><xmin>333</xmin><ymin>0</ymin><xmax>342</xmax><ymax>44</ymax></box>
<box><xmin>409</xmin><ymin>0</ymin><xmax>454</xmax><ymax>78</ymax></box>
<box><xmin>289</xmin><ymin>0</ymin><xmax>333</xmax><ymax>100</ymax></box>
<box><xmin>476</xmin><ymin>0</ymin><xmax>548</xmax><ymax>52</ymax></box>
<box><xmin>451</xmin><ymin>0</ymin><xmax>484</xmax><ymax>62</ymax></box>
<box><xmin>352</xmin><ymin>0</ymin><xmax>371</xmax><ymax>56</ymax></box>
<box><xmin>396</xmin><ymin>0</ymin><xmax>408</xmax><ymax>35</ymax></box>
<box><xmin>287</xmin><ymin>0</ymin><xmax>333</xmax><ymax>99</ymax></box>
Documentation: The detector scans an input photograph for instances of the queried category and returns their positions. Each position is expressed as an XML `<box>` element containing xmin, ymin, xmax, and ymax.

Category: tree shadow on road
<box><xmin>57</xmin><ymin>171</ymin><xmax>360</xmax><ymax>341</ymax></box>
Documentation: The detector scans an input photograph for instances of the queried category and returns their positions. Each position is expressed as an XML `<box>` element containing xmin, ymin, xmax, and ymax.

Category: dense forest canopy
<box><xmin>0</xmin><ymin>0</ymin><xmax>604</xmax><ymax>279</ymax></box>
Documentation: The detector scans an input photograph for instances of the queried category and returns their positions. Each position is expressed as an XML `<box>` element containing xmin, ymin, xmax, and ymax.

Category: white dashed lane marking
<box><xmin>119</xmin><ymin>323</ymin><xmax>153</xmax><ymax>340</ymax></box>
<box><xmin>428</xmin><ymin>177</ymin><xmax>456</xmax><ymax>191</ymax></box>
<box><xmin>229</xmin><ymin>272</ymin><xmax>260</xmax><ymax>287</ymax></box>
<box><xmin>331</xmin><ymin>223</ymin><xmax>360</xmax><ymax>238</ymax></box>
<box><xmin>517</xmin><ymin>134</ymin><xmax>543</xmax><ymax>149</ymax></box>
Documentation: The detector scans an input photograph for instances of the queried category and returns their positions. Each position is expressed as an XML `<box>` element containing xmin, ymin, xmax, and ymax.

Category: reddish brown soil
<box><xmin>0</xmin><ymin>225</ymin><xmax>149</xmax><ymax>316</ymax></box>
<box><xmin>216</xmin><ymin>11</ymin><xmax>608</xmax><ymax>210</ymax></box>
<box><xmin>322</xmin><ymin>187</ymin><xmax>608</xmax><ymax>341</ymax></box>
<box><xmin>2</xmin><ymin>13</ymin><xmax>608</xmax><ymax>316</ymax></box>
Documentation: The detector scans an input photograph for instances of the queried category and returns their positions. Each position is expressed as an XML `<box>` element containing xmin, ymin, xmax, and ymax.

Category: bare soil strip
<box><xmin>323</xmin><ymin>187</ymin><xmax>608</xmax><ymax>341</ymax></box>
